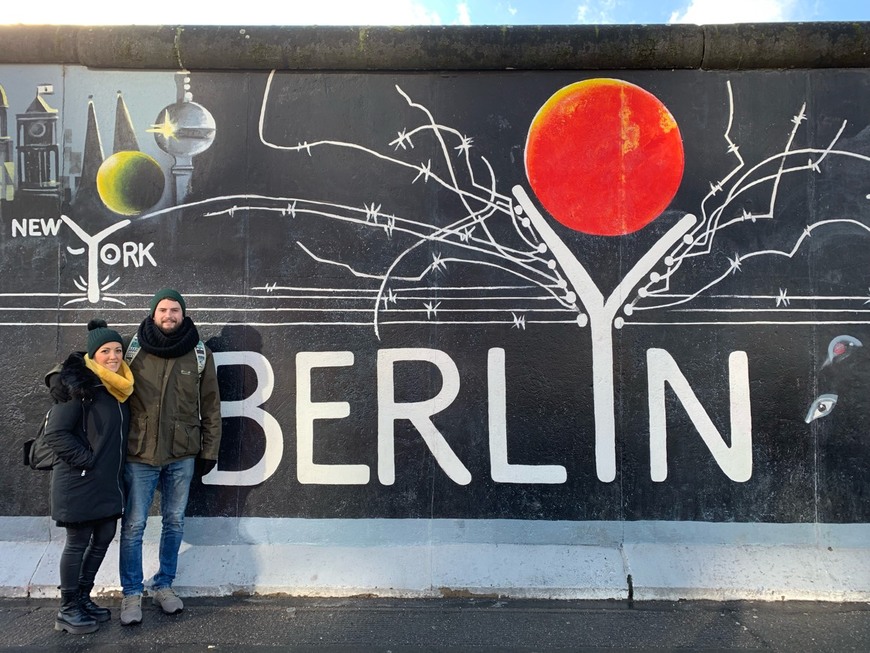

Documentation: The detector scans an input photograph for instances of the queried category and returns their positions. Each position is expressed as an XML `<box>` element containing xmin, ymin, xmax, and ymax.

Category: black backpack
<box><xmin>22</xmin><ymin>408</ymin><xmax>57</xmax><ymax>471</ymax></box>
<box><xmin>22</xmin><ymin>401</ymin><xmax>90</xmax><ymax>471</ymax></box>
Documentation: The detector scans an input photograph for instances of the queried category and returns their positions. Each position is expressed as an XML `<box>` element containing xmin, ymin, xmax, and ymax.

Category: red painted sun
<box><xmin>525</xmin><ymin>79</ymin><xmax>685</xmax><ymax>236</ymax></box>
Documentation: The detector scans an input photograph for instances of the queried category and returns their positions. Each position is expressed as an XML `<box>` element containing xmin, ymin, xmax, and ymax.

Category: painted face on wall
<box><xmin>805</xmin><ymin>335</ymin><xmax>865</xmax><ymax>424</ymax></box>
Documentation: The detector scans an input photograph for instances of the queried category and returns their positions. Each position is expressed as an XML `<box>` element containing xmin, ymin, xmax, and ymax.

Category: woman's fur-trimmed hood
<box><xmin>59</xmin><ymin>352</ymin><xmax>101</xmax><ymax>402</ymax></box>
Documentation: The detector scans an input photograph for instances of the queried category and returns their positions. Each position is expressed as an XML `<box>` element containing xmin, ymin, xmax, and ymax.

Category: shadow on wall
<box><xmin>182</xmin><ymin>323</ymin><xmax>266</xmax><ymax>592</ymax></box>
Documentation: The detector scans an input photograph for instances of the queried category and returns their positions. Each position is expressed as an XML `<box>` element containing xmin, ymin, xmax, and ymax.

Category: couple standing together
<box><xmin>44</xmin><ymin>289</ymin><xmax>222</xmax><ymax>633</ymax></box>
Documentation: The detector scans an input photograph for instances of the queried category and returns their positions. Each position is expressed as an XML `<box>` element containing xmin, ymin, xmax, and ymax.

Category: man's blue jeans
<box><xmin>120</xmin><ymin>458</ymin><xmax>195</xmax><ymax>596</ymax></box>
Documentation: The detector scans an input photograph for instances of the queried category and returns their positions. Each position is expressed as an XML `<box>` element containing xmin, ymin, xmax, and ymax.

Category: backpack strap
<box><xmin>194</xmin><ymin>341</ymin><xmax>206</xmax><ymax>376</ymax></box>
<box><xmin>124</xmin><ymin>335</ymin><xmax>142</xmax><ymax>366</ymax></box>
<box><xmin>126</xmin><ymin>335</ymin><xmax>206</xmax><ymax>376</ymax></box>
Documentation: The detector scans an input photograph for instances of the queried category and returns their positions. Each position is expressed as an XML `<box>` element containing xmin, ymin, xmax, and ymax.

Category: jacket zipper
<box><xmin>81</xmin><ymin>402</ymin><xmax>89</xmax><ymax>476</ymax></box>
<box><xmin>117</xmin><ymin>401</ymin><xmax>125</xmax><ymax>514</ymax></box>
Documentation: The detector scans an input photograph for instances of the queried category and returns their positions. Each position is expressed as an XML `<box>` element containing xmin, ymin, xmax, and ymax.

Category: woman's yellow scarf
<box><xmin>84</xmin><ymin>356</ymin><xmax>135</xmax><ymax>403</ymax></box>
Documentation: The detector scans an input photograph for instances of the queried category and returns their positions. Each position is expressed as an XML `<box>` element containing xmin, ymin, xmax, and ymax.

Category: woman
<box><xmin>44</xmin><ymin>319</ymin><xmax>134</xmax><ymax>634</ymax></box>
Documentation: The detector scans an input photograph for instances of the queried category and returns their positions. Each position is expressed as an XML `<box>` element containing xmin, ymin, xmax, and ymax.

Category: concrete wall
<box><xmin>1</xmin><ymin>23</ymin><xmax>869</xmax><ymax>600</ymax></box>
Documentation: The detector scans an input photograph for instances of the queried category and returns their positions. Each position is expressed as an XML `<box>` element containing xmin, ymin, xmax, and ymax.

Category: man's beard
<box><xmin>157</xmin><ymin>320</ymin><xmax>181</xmax><ymax>335</ymax></box>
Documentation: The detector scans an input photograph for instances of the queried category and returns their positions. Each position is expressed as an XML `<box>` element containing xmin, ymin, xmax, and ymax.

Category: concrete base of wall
<box><xmin>1</xmin><ymin>517</ymin><xmax>867</xmax><ymax>602</ymax></box>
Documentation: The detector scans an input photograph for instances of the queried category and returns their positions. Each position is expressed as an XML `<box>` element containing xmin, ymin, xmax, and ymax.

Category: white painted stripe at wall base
<box><xmin>2</xmin><ymin>517</ymin><xmax>868</xmax><ymax>602</ymax></box>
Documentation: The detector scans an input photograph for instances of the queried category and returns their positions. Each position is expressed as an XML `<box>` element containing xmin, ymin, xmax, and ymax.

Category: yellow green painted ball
<box><xmin>96</xmin><ymin>151</ymin><xmax>165</xmax><ymax>216</ymax></box>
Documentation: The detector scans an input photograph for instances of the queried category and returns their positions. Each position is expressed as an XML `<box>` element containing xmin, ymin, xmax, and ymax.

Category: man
<box><xmin>119</xmin><ymin>289</ymin><xmax>222</xmax><ymax>626</ymax></box>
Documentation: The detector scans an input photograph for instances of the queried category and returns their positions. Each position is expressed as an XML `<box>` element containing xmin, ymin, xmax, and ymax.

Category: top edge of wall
<box><xmin>0</xmin><ymin>23</ymin><xmax>868</xmax><ymax>71</ymax></box>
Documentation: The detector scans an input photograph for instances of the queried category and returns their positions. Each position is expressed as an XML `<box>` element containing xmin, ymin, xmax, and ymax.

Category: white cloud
<box><xmin>575</xmin><ymin>0</ymin><xmax>618</xmax><ymax>24</ymax></box>
<box><xmin>2</xmin><ymin>0</ymin><xmax>443</xmax><ymax>26</ymax></box>
<box><xmin>669</xmin><ymin>0</ymin><xmax>798</xmax><ymax>24</ymax></box>
<box><xmin>454</xmin><ymin>2</ymin><xmax>472</xmax><ymax>25</ymax></box>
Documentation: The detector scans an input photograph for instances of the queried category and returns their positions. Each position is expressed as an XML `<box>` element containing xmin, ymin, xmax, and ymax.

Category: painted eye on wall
<box><xmin>804</xmin><ymin>393</ymin><xmax>838</xmax><ymax>424</ymax></box>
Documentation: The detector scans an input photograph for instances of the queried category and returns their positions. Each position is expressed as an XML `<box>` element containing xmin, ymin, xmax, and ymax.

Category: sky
<box><xmin>2</xmin><ymin>0</ymin><xmax>869</xmax><ymax>26</ymax></box>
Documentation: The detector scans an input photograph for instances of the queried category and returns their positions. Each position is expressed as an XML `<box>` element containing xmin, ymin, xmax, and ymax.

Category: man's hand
<box><xmin>48</xmin><ymin>373</ymin><xmax>70</xmax><ymax>403</ymax></box>
<box><xmin>195</xmin><ymin>458</ymin><xmax>217</xmax><ymax>476</ymax></box>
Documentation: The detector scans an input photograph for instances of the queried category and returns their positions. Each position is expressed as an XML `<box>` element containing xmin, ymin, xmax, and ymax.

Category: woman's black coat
<box><xmin>43</xmin><ymin>353</ymin><xmax>129</xmax><ymax>526</ymax></box>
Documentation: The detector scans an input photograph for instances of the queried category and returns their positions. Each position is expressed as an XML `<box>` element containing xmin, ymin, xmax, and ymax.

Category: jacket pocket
<box><xmin>175</xmin><ymin>364</ymin><xmax>200</xmax><ymax>409</ymax></box>
<box><xmin>128</xmin><ymin>415</ymin><xmax>148</xmax><ymax>457</ymax></box>
<box><xmin>172</xmin><ymin>421</ymin><xmax>201</xmax><ymax>457</ymax></box>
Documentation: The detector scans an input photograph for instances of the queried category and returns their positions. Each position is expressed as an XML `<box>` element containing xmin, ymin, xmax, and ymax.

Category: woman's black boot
<box><xmin>79</xmin><ymin>584</ymin><xmax>111</xmax><ymax>622</ymax></box>
<box><xmin>54</xmin><ymin>590</ymin><xmax>98</xmax><ymax>634</ymax></box>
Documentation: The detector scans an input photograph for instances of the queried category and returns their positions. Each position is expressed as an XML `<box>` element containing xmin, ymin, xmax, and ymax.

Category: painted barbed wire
<box><xmin>630</xmin><ymin>81</ymin><xmax>870</xmax><ymax>322</ymax></box>
<box><xmin>253</xmin><ymin>70</ymin><xmax>585</xmax><ymax>337</ymax></box>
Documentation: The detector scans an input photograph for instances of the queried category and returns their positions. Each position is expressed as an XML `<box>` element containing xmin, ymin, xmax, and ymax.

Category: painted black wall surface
<box><xmin>1</xmin><ymin>63</ymin><xmax>869</xmax><ymax>524</ymax></box>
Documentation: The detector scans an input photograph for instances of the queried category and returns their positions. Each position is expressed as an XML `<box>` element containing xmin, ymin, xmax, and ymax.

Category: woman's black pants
<box><xmin>59</xmin><ymin>519</ymin><xmax>118</xmax><ymax>592</ymax></box>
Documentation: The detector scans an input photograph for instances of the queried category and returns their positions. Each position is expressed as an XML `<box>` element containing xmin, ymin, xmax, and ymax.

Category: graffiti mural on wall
<box><xmin>1</xmin><ymin>66</ymin><xmax>868</xmax><ymax>522</ymax></box>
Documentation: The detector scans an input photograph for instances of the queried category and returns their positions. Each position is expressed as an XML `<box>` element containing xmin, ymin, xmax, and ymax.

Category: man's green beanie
<box><xmin>149</xmin><ymin>288</ymin><xmax>186</xmax><ymax>316</ymax></box>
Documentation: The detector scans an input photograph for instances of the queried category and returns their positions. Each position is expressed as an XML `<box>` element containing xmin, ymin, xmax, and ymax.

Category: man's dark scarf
<box><xmin>137</xmin><ymin>316</ymin><xmax>200</xmax><ymax>359</ymax></box>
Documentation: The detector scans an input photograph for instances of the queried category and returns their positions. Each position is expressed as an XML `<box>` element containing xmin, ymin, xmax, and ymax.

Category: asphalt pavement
<box><xmin>1</xmin><ymin>596</ymin><xmax>868</xmax><ymax>652</ymax></box>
